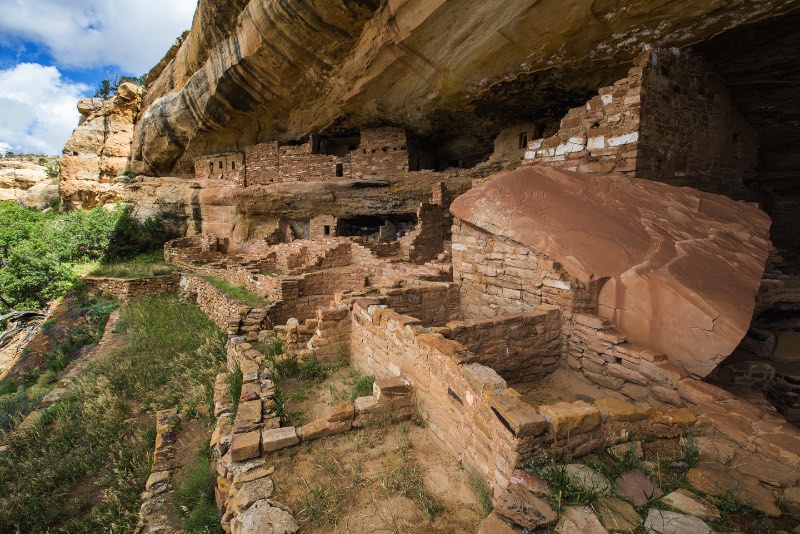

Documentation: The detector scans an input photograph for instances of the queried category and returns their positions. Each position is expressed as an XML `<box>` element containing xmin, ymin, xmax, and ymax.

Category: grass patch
<box><xmin>350</xmin><ymin>374</ymin><xmax>375</xmax><ymax>401</ymax></box>
<box><xmin>381</xmin><ymin>426</ymin><xmax>443</xmax><ymax>521</ymax></box>
<box><xmin>200</xmin><ymin>275</ymin><xmax>269</xmax><ymax>307</ymax></box>
<box><xmin>470</xmin><ymin>472</ymin><xmax>493</xmax><ymax>518</ymax></box>
<box><xmin>83</xmin><ymin>251</ymin><xmax>177</xmax><ymax>279</ymax></box>
<box><xmin>173</xmin><ymin>446</ymin><xmax>220</xmax><ymax>533</ymax></box>
<box><xmin>0</xmin><ymin>291</ymin><xmax>115</xmax><ymax>432</ymax></box>
<box><xmin>299</xmin><ymin>455</ymin><xmax>367</xmax><ymax>526</ymax></box>
<box><xmin>524</xmin><ymin>451</ymin><xmax>605</xmax><ymax>513</ymax></box>
<box><xmin>0</xmin><ymin>296</ymin><xmax>225</xmax><ymax>532</ymax></box>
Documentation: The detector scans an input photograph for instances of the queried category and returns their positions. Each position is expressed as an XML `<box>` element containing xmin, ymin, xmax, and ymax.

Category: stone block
<box><xmin>326</xmin><ymin>401</ymin><xmax>355</xmax><ymax>423</ymax></box>
<box><xmin>237</xmin><ymin>400</ymin><xmax>263</xmax><ymax>424</ymax></box>
<box><xmin>539</xmin><ymin>401</ymin><xmax>602</xmax><ymax>438</ymax></box>
<box><xmin>461</xmin><ymin>363</ymin><xmax>507</xmax><ymax>394</ymax></box>
<box><xmin>556</xmin><ymin>506</ymin><xmax>608</xmax><ymax>534</ymax></box>
<box><xmin>373</xmin><ymin>375</ymin><xmax>411</xmax><ymax>400</ymax></box>
<box><xmin>261</xmin><ymin>427</ymin><xmax>299</xmax><ymax>452</ymax></box>
<box><xmin>646</xmin><ymin>407</ymin><xmax>697</xmax><ymax>426</ymax></box>
<box><xmin>488</xmin><ymin>393</ymin><xmax>548</xmax><ymax>438</ymax></box>
<box><xmin>299</xmin><ymin>418</ymin><xmax>351</xmax><ymax>441</ymax></box>
<box><xmin>230</xmin><ymin>430</ymin><xmax>261</xmax><ymax>462</ymax></box>
<box><xmin>477</xmin><ymin>512</ymin><xmax>517</xmax><ymax>534</ymax></box>
<box><xmin>594</xmin><ymin>398</ymin><xmax>646</xmax><ymax>422</ymax></box>
<box><xmin>494</xmin><ymin>486</ymin><xmax>557</xmax><ymax>530</ymax></box>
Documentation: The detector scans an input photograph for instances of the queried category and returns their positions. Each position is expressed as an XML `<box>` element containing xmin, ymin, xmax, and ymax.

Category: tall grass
<box><xmin>0</xmin><ymin>296</ymin><xmax>225</xmax><ymax>532</ymax></box>
<box><xmin>200</xmin><ymin>275</ymin><xmax>269</xmax><ymax>307</ymax></box>
<box><xmin>86</xmin><ymin>251</ymin><xmax>177</xmax><ymax>279</ymax></box>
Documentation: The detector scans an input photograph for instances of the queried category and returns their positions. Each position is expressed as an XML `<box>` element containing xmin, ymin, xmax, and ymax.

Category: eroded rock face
<box><xmin>450</xmin><ymin>166</ymin><xmax>772</xmax><ymax>377</ymax></box>
<box><xmin>0</xmin><ymin>159</ymin><xmax>59</xmax><ymax>209</ymax></box>
<box><xmin>60</xmin><ymin>82</ymin><xmax>144</xmax><ymax>209</ymax></box>
<box><xmin>131</xmin><ymin>0</ymin><xmax>797</xmax><ymax>175</ymax></box>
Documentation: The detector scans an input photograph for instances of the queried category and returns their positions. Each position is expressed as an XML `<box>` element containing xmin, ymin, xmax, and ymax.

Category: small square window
<box><xmin>323</xmin><ymin>225</ymin><xmax>331</xmax><ymax>236</ymax></box>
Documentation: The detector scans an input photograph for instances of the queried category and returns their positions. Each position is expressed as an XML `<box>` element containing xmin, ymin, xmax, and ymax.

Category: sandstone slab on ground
<box><xmin>597</xmin><ymin>496</ymin><xmax>643</xmax><ymax>532</ymax></box>
<box><xmin>494</xmin><ymin>485</ymin><xmax>557</xmax><ymax>530</ymax></box>
<box><xmin>230</xmin><ymin>499</ymin><xmax>298</xmax><ymax>534</ymax></box>
<box><xmin>451</xmin><ymin>166</ymin><xmax>771</xmax><ymax>377</ymax></box>
<box><xmin>615</xmin><ymin>469</ymin><xmax>663</xmax><ymax>506</ymax></box>
<box><xmin>508</xmin><ymin>469</ymin><xmax>551</xmax><ymax>495</ymax></box>
<box><xmin>643</xmin><ymin>509</ymin><xmax>713</xmax><ymax>534</ymax></box>
<box><xmin>556</xmin><ymin>506</ymin><xmax>608</xmax><ymax>534</ymax></box>
<box><xmin>661</xmin><ymin>489</ymin><xmax>720</xmax><ymax>520</ymax></box>
<box><xmin>565</xmin><ymin>464</ymin><xmax>611</xmax><ymax>495</ymax></box>
<box><xmin>477</xmin><ymin>511</ymin><xmax>517</xmax><ymax>534</ymax></box>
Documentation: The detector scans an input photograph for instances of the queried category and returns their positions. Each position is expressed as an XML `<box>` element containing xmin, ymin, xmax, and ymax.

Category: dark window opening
<box><xmin>335</xmin><ymin>163</ymin><xmax>344</xmax><ymax>177</ymax></box>
<box><xmin>323</xmin><ymin>225</ymin><xmax>331</xmax><ymax>236</ymax></box>
<box><xmin>218</xmin><ymin>161</ymin><xmax>223</xmax><ymax>169</ymax></box>
<box><xmin>209</xmin><ymin>162</ymin><xmax>214</xmax><ymax>172</ymax></box>
<box><xmin>732</xmin><ymin>133</ymin><xmax>742</xmax><ymax>160</ymax></box>
<box><xmin>518</xmin><ymin>132</ymin><xmax>528</xmax><ymax>149</ymax></box>
<box><xmin>231</xmin><ymin>162</ymin><xmax>236</xmax><ymax>170</ymax></box>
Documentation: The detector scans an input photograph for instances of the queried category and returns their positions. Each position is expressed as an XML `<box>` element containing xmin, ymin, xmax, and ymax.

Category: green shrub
<box><xmin>350</xmin><ymin>375</ymin><xmax>375</xmax><ymax>401</ymax></box>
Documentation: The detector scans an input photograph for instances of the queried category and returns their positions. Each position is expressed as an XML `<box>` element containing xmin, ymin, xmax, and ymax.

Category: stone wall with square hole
<box><xmin>194</xmin><ymin>153</ymin><xmax>244</xmax><ymax>184</ymax></box>
<box><xmin>308</xmin><ymin>215</ymin><xmax>343</xmax><ymax>239</ymax></box>
<box><xmin>350</xmin><ymin>127</ymin><xmax>410</xmax><ymax>177</ymax></box>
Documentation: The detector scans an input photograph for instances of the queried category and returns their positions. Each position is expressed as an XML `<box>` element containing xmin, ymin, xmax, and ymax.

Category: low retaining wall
<box><xmin>180</xmin><ymin>275</ymin><xmax>269</xmax><ymax>339</ymax></box>
<box><xmin>135</xmin><ymin>409</ymin><xmax>181</xmax><ymax>534</ymax></box>
<box><xmin>84</xmin><ymin>273</ymin><xmax>180</xmax><ymax>300</ymax></box>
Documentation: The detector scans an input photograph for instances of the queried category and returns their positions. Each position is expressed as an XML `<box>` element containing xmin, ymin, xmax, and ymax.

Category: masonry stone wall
<box><xmin>84</xmin><ymin>273</ymin><xmax>180</xmax><ymax>300</ymax></box>
<box><xmin>379</xmin><ymin>282</ymin><xmax>460</xmax><ymax>327</ymax></box>
<box><xmin>446</xmin><ymin>309</ymin><xmax>562</xmax><ymax>383</ymax></box>
<box><xmin>348</xmin><ymin>298</ymin><xmax>701</xmax><ymax>493</ymax></box>
<box><xmin>350</xmin><ymin>127</ymin><xmax>410</xmax><ymax>177</ymax></box>
<box><xmin>180</xmin><ymin>274</ymin><xmax>269</xmax><ymax>339</ymax></box>
<box><xmin>523</xmin><ymin>55</ymin><xmax>646</xmax><ymax>175</ymax></box>
<box><xmin>522</xmin><ymin>49</ymin><xmax>757</xmax><ymax>198</ymax></box>
<box><xmin>452</xmin><ymin>219</ymin><xmax>594</xmax><ymax>321</ymax></box>
<box><xmin>308</xmin><ymin>215</ymin><xmax>342</xmax><ymax>239</ymax></box>
<box><xmin>399</xmin><ymin>202</ymin><xmax>448</xmax><ymax>263</ymax></box>
<box><xmin>637</xmin><ymin>48</ymin><xmax>756</xmax><ymax>198</ymax></box>
<box><xmin>243</xmin><ymin>142</ymin><xmax>280</xmax><ymax>185</ymax></box>
<box><xmin>195</xmin><ymin>153</ymin><xmax>245</xmax><ymax>184</ymax></box>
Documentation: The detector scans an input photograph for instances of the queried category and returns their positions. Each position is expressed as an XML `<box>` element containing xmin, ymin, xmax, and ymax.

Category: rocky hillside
<box><xmin>0</xmin><ymin>157</ymin><xmax>59</xmax><ymax>209</ymax></box>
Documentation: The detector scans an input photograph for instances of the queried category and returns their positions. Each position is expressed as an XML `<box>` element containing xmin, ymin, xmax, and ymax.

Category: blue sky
<box><xmin>0</xmin><ymin>0</ymin><xmax>196</xmax><ymax>155</ymax></box>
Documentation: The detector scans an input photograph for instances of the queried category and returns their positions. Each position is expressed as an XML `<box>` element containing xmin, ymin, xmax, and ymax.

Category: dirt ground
<box><xmin>513</xmin><ymin>367</ymin><xmax>633</xmax><ymax>407</ymax></box>
<box><xmin>271</xmin><ymin>367</ymin><xmax>485</xmax><ymax>533</ymax></box>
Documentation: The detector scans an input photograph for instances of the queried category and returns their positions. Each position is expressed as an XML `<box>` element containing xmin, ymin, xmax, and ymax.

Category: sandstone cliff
<box><xmin>130</xmin><ymin>0</ymin><xmax>798</xmax><ymax>176</ymax></box>
<box><xmin>60</xmin><ymin>83</ymin><xmax>143</xmax><ymax>210</ymax></box>
<box><xmin>0</xmin><ymin>158</ymin><xmax>59</xmax><ymax>209</ymax></box>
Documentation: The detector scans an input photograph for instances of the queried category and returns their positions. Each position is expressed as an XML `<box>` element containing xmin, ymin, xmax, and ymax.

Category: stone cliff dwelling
<box><xmin>43</xmin><ymin>1</ymin><xmax>800</xmax><ymax>532</ymax></box>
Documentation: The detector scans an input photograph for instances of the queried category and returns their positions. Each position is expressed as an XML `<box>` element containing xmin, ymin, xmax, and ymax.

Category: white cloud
<box><xmin>0</xmin><ymin>0</ymin><xmax>196</xmax><ymax>74</ymax></box>
<box><xmin>0</xmin><ymin>63</ymin><xmax>90</xmax><ymax>154</ymax></box>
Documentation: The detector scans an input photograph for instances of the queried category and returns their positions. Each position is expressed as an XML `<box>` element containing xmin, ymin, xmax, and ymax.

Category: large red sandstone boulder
<box><xmin>450</xmin><ymin>166</ymin><xmax>771</xmax><ymax>378</ymax></box>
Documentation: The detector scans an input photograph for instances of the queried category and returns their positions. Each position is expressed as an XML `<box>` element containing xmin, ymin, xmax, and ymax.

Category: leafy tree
<box><xmin>0</xmin><ymin>202</ymin><xmax>170</xmax><ymax>311</ymax></box>
<box><xmin>94</xmin><ymin>79</ymin><xmax>114</xmax><ymax>98</ymax></box>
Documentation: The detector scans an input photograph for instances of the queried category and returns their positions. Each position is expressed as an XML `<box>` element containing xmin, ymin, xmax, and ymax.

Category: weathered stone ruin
<box><xmin>52</xmin><ymin>1</ymin><xmax>800</xmax><ymax>531</ymax></box>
